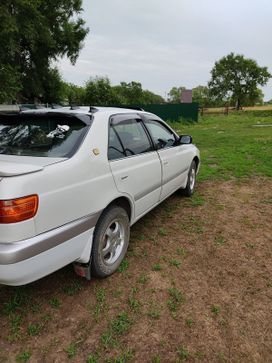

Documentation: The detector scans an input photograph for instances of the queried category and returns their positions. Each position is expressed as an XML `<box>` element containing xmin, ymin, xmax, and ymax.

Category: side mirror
<box><xmin>179</xmin><ymin>135</ymin><xmax>192</xmax><ymax>144</ymax></box>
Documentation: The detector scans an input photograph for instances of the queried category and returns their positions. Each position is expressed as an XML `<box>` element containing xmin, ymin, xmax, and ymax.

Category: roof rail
<box><xmin>89</xmin><ymin>106</ymin><xmax>99</xmax><ymax>113</ymax></box>
<box><xmin>70</xmin><ymin>105</ymin><xmax>80</xmax><ymax>110</ymax></box>
<box><xmin>114</xmin><ymin>105</ymin><xmax>145</xmax><ymax>111</ymax></box>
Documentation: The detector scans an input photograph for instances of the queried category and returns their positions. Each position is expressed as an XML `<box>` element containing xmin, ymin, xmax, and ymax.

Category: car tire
<box><xmin>181</xmin><ymin>160</ymin><xmax>197</xmax><ymax>197</ymax></box>
<box><xmin>91</xmin><ymin>206</ymin><xmax>130</xmax><ymax>278</ymax></box>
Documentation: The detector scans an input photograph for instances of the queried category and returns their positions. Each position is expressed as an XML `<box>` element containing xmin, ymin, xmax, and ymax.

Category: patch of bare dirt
<box><xmin>0</xmin><ymin>177</ymin><xmax>271</xmax><ymax>363</ymax></box>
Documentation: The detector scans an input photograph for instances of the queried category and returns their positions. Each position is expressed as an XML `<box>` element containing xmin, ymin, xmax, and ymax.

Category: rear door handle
<box><xmin>121</xmin><ymin>175</ymin><xmax>128</xmax><ymax>180</ymax></box>
<box><xmin>163</xmin><ymin>161</ymin><xmax>169</xmax><ymax>166</ymax></box>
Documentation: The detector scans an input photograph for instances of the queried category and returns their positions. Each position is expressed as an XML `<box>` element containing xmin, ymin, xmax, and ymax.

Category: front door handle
<box><xmin>121</xmin><ymin>175</ymin><xmax>128</xmax><ymax>180</ymax></box>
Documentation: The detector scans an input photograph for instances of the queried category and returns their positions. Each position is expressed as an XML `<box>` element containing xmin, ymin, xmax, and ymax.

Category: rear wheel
<box><xmin>91</xmin><ymin>206</ymin><xmax>130</xmax><ymax>278</ymax></box>
<box><xmin>181</xmin><ymin>160</ymin><xmax>196</xmax><ymax>197</ymax></box>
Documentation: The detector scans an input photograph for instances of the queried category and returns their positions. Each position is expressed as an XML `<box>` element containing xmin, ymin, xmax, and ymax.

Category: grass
<box><xmin>111</xmin><ymin>312</ymin><xmax>132</xmax><ymax>335</ymax></box>
<box><xmin>27</xmin><ymin>323</ymin><xmax>42</xmax><ymax>336</ymax></box>
<box><xmin>176</xmin><ymin>345</ymin><xmax>190</xmax><ymax>361</ymax></box>
<box><xmin>167</xmin><ymin>288</ymin><xmax>185</xmax><ymax>317</ymax></box>
<box><xmin>118</xmin><ymin>259</ymin><xmax>129</xmax><ymax>273</ymax></box>
<box><xmin>169</xmin><ymin>113</ymin><xmax>272</xmax><ymax>181</ymax></box>
<box><xmin>1</xmin><ymin>112</ymin><xmax>271</xmax><ymax>362</ymax></box>
<box><xmin>15</xmin><ymin>351</ymin><xmax>31</xmax><ymax>362</ymax></box>
<box><xmin>49</xmin><ymin>297</ymin><xmax>60</xmax><ymax>309</ymax></box>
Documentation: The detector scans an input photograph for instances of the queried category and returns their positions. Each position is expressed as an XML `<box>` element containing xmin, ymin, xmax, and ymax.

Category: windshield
<box><xmin>0</xmin><ymin>114</ymin><xmax>89</xmax><ymax>157</ymax></box>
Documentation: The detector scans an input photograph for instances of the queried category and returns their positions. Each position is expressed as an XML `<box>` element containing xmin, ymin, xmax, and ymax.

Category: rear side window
<box><xmin>108</xmin><ymin>118</ymin><xmax>152</xmax><ymax>160</ymax></box>
<box><xmin>0</xmin><ymin>114</ymin><xmax>88</xmax><ymax>157</ymax></box>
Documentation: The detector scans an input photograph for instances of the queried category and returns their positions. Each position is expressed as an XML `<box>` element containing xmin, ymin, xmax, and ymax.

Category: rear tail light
<box><xmin>0</xmin><ymin>195</ymin><xmax>38</xmax><ymax>223</ymax></box>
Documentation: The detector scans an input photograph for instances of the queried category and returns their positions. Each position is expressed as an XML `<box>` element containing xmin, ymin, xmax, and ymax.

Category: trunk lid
<box><xmin>0</xmin><ymin>155</ymin><xmax>66</xmax><ymax>177</ymax></box>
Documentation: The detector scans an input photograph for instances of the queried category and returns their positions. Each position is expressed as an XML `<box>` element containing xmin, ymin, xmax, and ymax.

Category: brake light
<box><xmin>0</xmin><ymin>195</ymin><xmax>38</xmax><ymax>223</ymax></box>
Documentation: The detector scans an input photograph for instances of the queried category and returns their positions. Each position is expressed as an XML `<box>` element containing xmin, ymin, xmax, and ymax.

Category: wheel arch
<box><xmin>193</xmin><ymin>156</ymin><xmax>200</xmax><ymax>173</ymax></box>
<box><xmin>103</xmin><ymin>196</ymin><xmax>133</xmax><ymax>222</ymax></box>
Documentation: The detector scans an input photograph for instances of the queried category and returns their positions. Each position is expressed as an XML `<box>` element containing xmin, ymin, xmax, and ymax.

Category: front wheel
<box><xmin>91</xmin><ymin>206</ymin><xmax>130</xmax><ymax>278</ymax></box>
<box><xmin>181</xmin><ymin>160</ymin><xmax>197</xmax><ymax>197</ymax></box>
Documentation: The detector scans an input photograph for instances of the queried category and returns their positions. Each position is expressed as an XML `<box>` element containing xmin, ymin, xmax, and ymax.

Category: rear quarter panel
<box><xmin>0</xmin><ymin>114</ymin><xmax>121</xmax><ymax>243</ymax></box>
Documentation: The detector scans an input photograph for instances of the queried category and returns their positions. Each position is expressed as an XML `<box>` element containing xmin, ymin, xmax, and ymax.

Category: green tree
<box><xmin>142</xmin><ymin>90</ymin><xmax>165</xmax><ymax>104</ymax></box>
<box><xmin>62</xmin><ymin>82</ymin><xmax>86</xmax><ymax>105</ymax></box>
<box><xmin>0</xmin><ymin>0</ymin><xmax>89</xmax><ymax>103</ymax></box>
<box><xmin>192</xmin><ymin>85</ymin><xmax>213</xmax><ymax>107</ymax></box>
<box><xmin>208</xmin><ymin>53</ymin><xmax>271</xmax><ymax>109</ymax></box>
<box><xmin>113</xmin><ymin>82</ymin><xmax>144</xmax><ymax>104</ymax></box>
<box><xmin>85</xmin><ymin>77</ymin><xmax>119</xmax><ymax>105</ymax></box>
<box><xmin>167</xmin><ymin>86</ymin><xmax>186</xmax><ymax>103</ymax></box>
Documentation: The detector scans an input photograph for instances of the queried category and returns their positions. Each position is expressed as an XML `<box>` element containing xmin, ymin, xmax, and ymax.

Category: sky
<box><xmin>59</xmin><ymin>0</ymin><xmax>272</xmax><ymax>101</ymax></box>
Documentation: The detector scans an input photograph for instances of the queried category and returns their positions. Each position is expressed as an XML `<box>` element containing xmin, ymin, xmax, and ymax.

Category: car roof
<box><xmin>21</xmin><ymin>106</ymin><xmax>153</xmax><ymax>117</ymax></box>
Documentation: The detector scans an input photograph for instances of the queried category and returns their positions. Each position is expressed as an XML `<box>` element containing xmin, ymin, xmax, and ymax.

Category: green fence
<box><xmin>131</xmin><ymin>103</ymin><xmax>199</xmax><ymax>122</ymax></box>
<box><xmin>6</xmin><ymin>102</ymin><xmax>199</xmax><ymax>122</ymax></box>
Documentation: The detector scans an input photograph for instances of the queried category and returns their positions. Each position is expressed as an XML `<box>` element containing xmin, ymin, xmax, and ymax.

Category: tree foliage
<box><xmin>167</xmin><ymin>86</ymin><xmax>186</xmax><ymax>103</ymax></box>
<box><xmin>84</xmin><ymin>78</ymin><xmax>164</xmax><ymax>106</ymax></box>
<box><xmin>0</xmin><ymin>0</ymin><xmax>89</xmax><ymax>103</ymax></box>
<box><xmin>192</xmin><ymin>85</ymin><xmax>215</xmax><ymax>107</ymax></box>
<box><xmin>208</xmin><ymin>53</ymin><xmax>271</xmax><ymax>109</ymax></box>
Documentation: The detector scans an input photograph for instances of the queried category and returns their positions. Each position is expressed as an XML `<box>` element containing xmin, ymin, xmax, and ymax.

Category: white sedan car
<box><xmin>0</xmin><ymin>106</ymin><xmax>200</xmax><ymax>285</ymax></box>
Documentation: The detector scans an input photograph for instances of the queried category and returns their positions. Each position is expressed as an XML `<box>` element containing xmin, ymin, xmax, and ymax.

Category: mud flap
<box><xmin>73</xmin><ymin>261</ymin><xmax>91</xmax><ymax>280</ymax></box>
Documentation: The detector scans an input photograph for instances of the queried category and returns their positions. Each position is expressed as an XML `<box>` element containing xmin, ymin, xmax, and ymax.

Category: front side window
<box><xmin>0</xmin><ymin>114</ymin><xmax>88</xmax><ymax>157</ymax></box>
<box><xmin>144</xmin><ymin>120</ymin><xmax>176</xmax><ymax>149</ymax></box>
<box><xmin>108</xmin><ymin>117</ymin><xmax>152</xmax><ymax>160</ymax></box>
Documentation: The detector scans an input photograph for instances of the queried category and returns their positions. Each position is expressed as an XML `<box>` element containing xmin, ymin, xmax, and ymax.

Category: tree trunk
<box><xmin>236</xmin><ymin>98</ymin><xmax>241</xmax><ymax>110</ymax></box>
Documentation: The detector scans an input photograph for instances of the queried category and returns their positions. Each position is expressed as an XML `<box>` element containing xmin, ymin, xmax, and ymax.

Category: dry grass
<box><xmin>0</xmin><ymin>178</ymin><xmax>271</xmax><ymax>362</ymax></box>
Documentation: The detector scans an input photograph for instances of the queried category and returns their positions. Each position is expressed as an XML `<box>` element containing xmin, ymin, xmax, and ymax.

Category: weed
<box><xmin>169</xmin><ymin>259</ymin><xmax>181</xmax><ymax>268</ymax></box>
<box><xmin>8</xmin><ymin>314</ymin><xmax>23</xmax><ymax>341</ymax></box>
<box><xmin>167</xmin><ymin>288</ymin><xmax>184</xmax><ymax>316</ymax></box>
<box><xmin>195</xmin><ymin>351</ymin><xmax>205</xmax><ymax>359</ymax></box>
<box><xmin>211</xmin><ymin>305</ymin><xmax>221</xmax><ymax>315</ymax></box>
<box><xmin>128</xmin><ymin>296</ymin><xmax>140</xmax><ymax>312</ymax></box>
<box><xmin>176</xmin><ymin>345</ymin><xmax>189</xmax><ymax>361</ymax></box>
<box><xmin>137</xmin><ymin>273</ymin><xmax>149</xmax><ymax>284</ymax></box>
<box><xmin>86</xmin><ymin>353</ymin><xmax>99</xmax><ymax>363</ymax></box>
<box><xmin>152</xmin><ymin>263</ymin><xmax>162</xmax><ymax>271</ymax></box>
<box><xmin>86</xmin><ymin>352</ymin><xmax>100</xmax><ymax>363</ymax></box>
<box><xmin>147</xmin><ymin>309</ymin><xmax>160</xmax><ymax>319</ymax></box>
<box><xmin>101</xmin><ymin>331</ymin><xmax>118</xmax><ymax>349</ymax></box>
<box><xmin>136</xmin><ymin>234</ymin><xmax>145</xmax><ymax>241</ymax></box>
<box><xmin>27</xmin><ymin>323</ymin><xmax>42</xmax><ymax>336</ymax></box>
<box><xmin>158</xmin><ymin>228</ymin><xmax>167</xmax><ymax>236</ymax></box>
<box><xmin>49</xmin><ymin>297</ymin><xmax>61</xmax><ymax>309</ymax></box>
<box><xmin>190</xmin><ymin>194</ymin><xmax>205</xmax><ymax>206</ymax></box>
<box><xmin>245</xmin><ymin>242</ymin><xmax>255</xmax><ymax>249</ymax></box>
<box><xmin>66</xmin><ymin>343</ymin><xmax>77</xmax><ymax>359</ymax></box>
<box><xmin>214</xmin><ymin>235</ymin><xmax>226</xmax><ymax>246</ymax></box>
<box><xmin>112</xmin><ymin>289</ymin><xmax>123</xmax><ymax>298</ymax></box>
<box><xmin>111</xmin><ymin>312</ymin><xmax>132</xmax><ymax>335</ymax></box>
<box><xmin>217</xmin><ymin>352</ymin><xmax>227</xmax><ymax>362</ymax></box>
<box><xmin>94</xmin><ymin>287</ymin><xmax>106</xmax><ymax>320</ymax></box>
<box><xmin>3</xmin><ymin>288</ymin><xmax>29</xmax><ymax>315</ymax></box>
<box><xmin>118</xmin><ymin>259</ymin><xmax>129</xmax><ymax>273</ymax></box>
<box><xmin>151</xmin><ymin>354</ymin><xmax>161</xmax><ymax>363</ymax></box>
<box><xmin>106</xmin><ymin>349</ymin><xmax>135</xmax><ymax>363</ymax></box>
<box><xmin>185</xmin><ymin>318</ymin><xmax>194</xmax><ymax>327</ymax></box>
<box><xmin>15</xmin><ymin>351</ymin><xmax>31</xmax><ymax>362</ymax></box>
<box><xmin>30</xmin><ymin>303</ymin><xmax>41</xmax><ymax>313</ymax></box>
<box><xmin>176</xmin><ymin>247</ymin><xmax>188</xmax><ymax>257</ymax></box>
<box><xmin>41</xmin><ymin>313</ymin><xmax>52</xmax><ymax>322</ymax></box>
<box><xmin>63</xmin><ymin>280</ymin><xmax>82</xmax><ymax>296</ymax></box>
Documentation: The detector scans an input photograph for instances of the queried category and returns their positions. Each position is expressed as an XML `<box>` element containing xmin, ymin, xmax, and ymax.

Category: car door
<box><xmin>108</xmin><ymin>114</ymin><xmax>162</xmax><ymax>219</ymax></box>
<box><xmin>143</xmin><ymin>117</ymin><xmax>192</xmax><ymax>200</ymax></box>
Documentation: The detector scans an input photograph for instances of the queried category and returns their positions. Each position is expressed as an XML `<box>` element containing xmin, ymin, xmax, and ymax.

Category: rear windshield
<box><xmin>0</xmin><ymin>114</ymin><xmax>89</xmax><ymax>157</ymax></box>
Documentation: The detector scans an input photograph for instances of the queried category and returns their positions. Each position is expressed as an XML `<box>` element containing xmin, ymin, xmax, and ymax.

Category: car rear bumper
<box><xmin>0</xmin><ymin>213</ymin><xmax>100</xmax><ymax>285</ymax></box>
